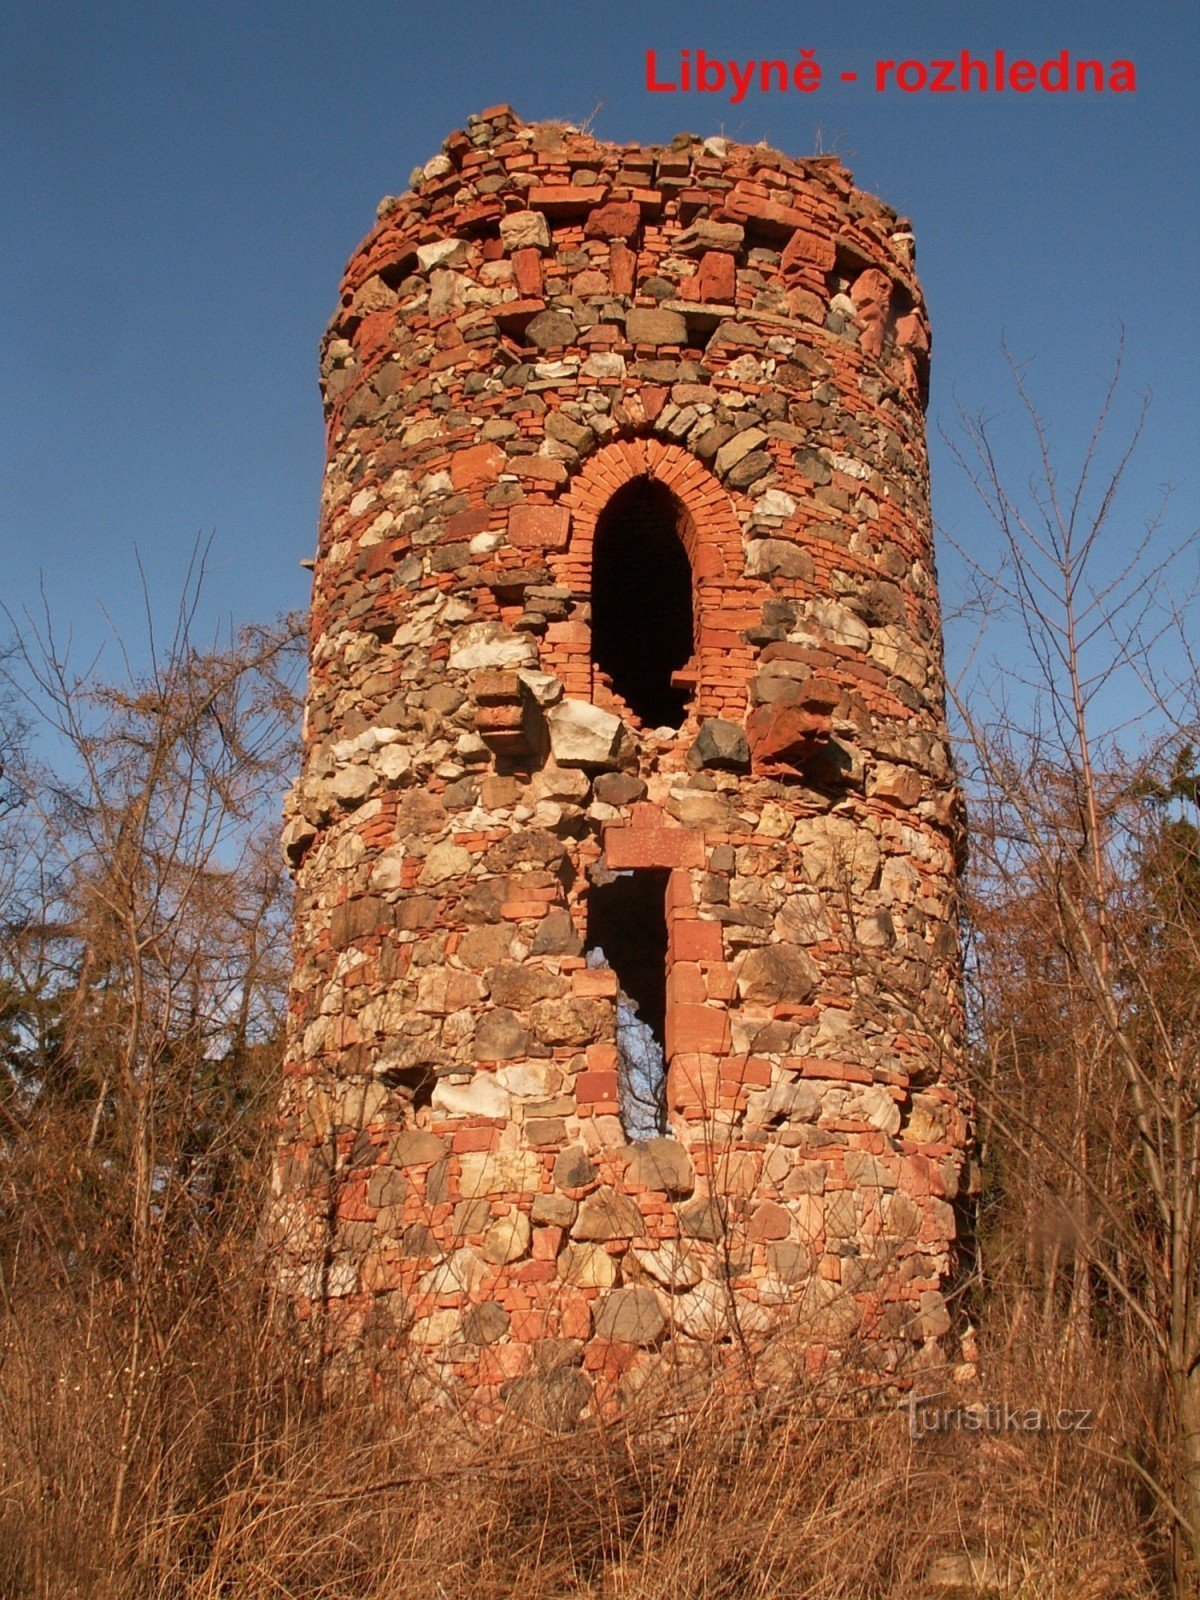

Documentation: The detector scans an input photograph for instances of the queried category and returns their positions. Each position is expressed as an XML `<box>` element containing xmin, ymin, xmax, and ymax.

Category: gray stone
<box><xmin>531</xmin><ymin>908</ymin><xmax>584</xmax><ymax>956</ymax></box>
<box><xmin>530</xmin><ymin>997</ymin><xmax>608</xmax><ymax>1047</ymax></box>
<box><xmin>474</xmin><ymin>1009</ymin><xmax>528</xmax><ymax>1061</ymax></box>
<box><xmin>844</xmin><ymin>1084</ymin><xmax>901</xmax><ymax>1136</ymax></box>
<box><xmin>503</xmin><ymin>1366</ymin><xmax>591</xmax><ymax>1431</ymax></box>
<box><xmin>533</xmin><ymin>1192</ymin><xmax>577</xmax><ymax>1226</ymax></box>
<box><xmin>487</xmin><ymin>963</ymin><xmax>566</xmax><ymax>1009</ymax></box>
<box><xmin>482</xmin><ymin>1211</ymin><xmax>532</xmax><ymax>1264</ymax></box>
<box><xmin>416</xmin><ymin>237</ymin><xmax>470</xmax><ymax>271</ymax></box>
<box><xmin>909</xmin><ymin>1288</ymin><xmax>951</xmax><ymax>1340</ymax></box>
<box><xmin>763</xmin><ymin>1074</ymin><xmax>821</xmax><ymax>1122</ymax></box>
<box><xmin>746</xmin><ymin>539</ymin><xmax>815</xmax><ymax>581</ymax></box>
<box><xmin>797</xmin><ymin>1277</ymin><xmax>863</xmax><ymax>1339</ymax></box>
<box><xmin>623</xmin><ymin>1138</ymin><xmax>695</xmax><ymax>1196</ymax></box>
<box><xmin>401</xmin><ymin>1223</ymin><xmax>438</xmax><ymax>1259</ymax></box>
<box><xmin>674</xmin><ymin>1280</ymin><xmax>735</xmax><ymax>1340</ymax></box>
<box><xmin>448</xmin><ymin>624</ymin><xmax>537</xmax><ymax>671</ymax></box>
<box><xmin>688</xmin><ymin>719</ymin><xmax>750</xmax><ymax>773</ymax></box>
<box><xmin>558</xmin><ymin>1241</ymin><xmax>617</xmax><ymax>1288</ymax></box>
<box><xmin>553</xmin><ymin>1144</ymin><xmax>598</xmax><ymax>1191</ymax></box>
<box><xmin>499</xmin><ymin>211</ymin><xmax>551</xmax><ymax>251</ymax></box>
<box><xmin>752</xmin><ymin>488</ymin><xmax>798</xmax><ymax>523</ymax></box>
<box><xmin>795</xmin><ymin>447</ymin><xmax>832</xmax><ymax>485</ymax></box>
<box><xmin>516</xmin><ymin>668</ymin><xmax>564</xmax><ymax>707</ymax></box>
<box><xmin>766</xmin><ymin>1241</ymin><xmax>812</xmax><ymax>1283</ymax></box>
<box><xmin>389</xmin><ymin>1130</ymin><xmax>447</xmax><ymax>1168</ymax></box>
<box><xmin>674</xmin><ymin>219</ymin><xmax>745</xmax><ymax>256</ymax></box>
<box><xmin>594</xmin><ymin>1285</ymin><xmax>667</xmax><ymax>1345</ymax></box>
<box><xmin>528</xmin><ymin>764</ymin><xmax>591</xmax><ymax>804</ymax></box>
<box><xmin>458</xmin><ymin>923</ymin><xmax>517</xmax><ymax>968</ymax></box>
<box><xmin>571</xmin><ymin>1185</ymin><xmax>643</xmax><ymax>1240</ymax></box>
<box><xmin>451</xmin><ymin>1198</ymin><xmax>490</xmax><ymax>1234</ymax></box>
<box><xmin>418</xmin><ymin>841</ymin><xmax>472</xmax><ymax>884</ymax></box>
<box><xmin>626</xmin><ymin>307</ymin><xmax>687</xmax><ymax>345</ymax></box>
<box><xmin>525</xmin><ymin>1116</ymin><xmax>567</xmax><ymax>1145</ymax></box>
<box><xmin>419</xmin><ymin>1246</ymin><xmax>488</xmax><ymax>1298</ymax></box>
<box><xmin>462</xmin><ymin>1301</ymin><xmax>510</xmax><ymax>1344</ymax></box>
<box><xmin>883</xmin><ymin>1193</ymin><xmax>922</xmax><ymax>1237</ymax></box>
<box><xmin>714</xmin><ymin>427</ymin><xmax>768</xmax><ymax>477</ymax></box>
<box><xmin>280</xmin><ymin>814</ymin><xmax>316</xmax><ymax>866</ymax></box>
<box><xmin>426</xmin><ymin>1156</ymin><xmax>450</xmax><ymax>1206</ymax></box>
<box><xmin>679</xmin><ymin>1195</ymin><xmax>727</xmax><ymax>1242</ymax></box>
<box><xmin>544</xmin><ymin>411</ymin><xmax>595</xmax><ymax>451</ymax></box>
<box><xmin>330</xmin><ymin>764</ymin><xmax>376</xmax><ymax>806</ymax></box>
<box><xmin>526</xmin><ymin>309</ymin><xmax>577</xmax><ymax>350</ymax></box>
<box><xmin>369</xmin><ymin>846</ymin><xmax>407</xmax><ymax>892</ymax></box>
<box><xmin>329</xmin><ymin>896</ymin><xmax>389</xmax><ymax>949</ymax></box>
<box><xmin>366</xmin><ymin>1166</ymin><xmax>408</xmax><ymax>1209</ymax></box>
<box><xmin>825</xmin><ymin>1191</ymin><xmax>858</xmax><ymax>1239</ymax></box>
<box><xmin>593</xmin><ymin>771</ymin><xmax>647</xmax><ymax>806</ymax></box>
<box><xmin>432</xmin><ymin>1074</ymin><xmax>511</xmax><ymax>1118</ymax></box>
<box><xmin>630</xmin><ymin>1242</ymin><xmax>702</xmax><ymax>1290</ymax></box>
<box><xmin>545</xmin><ymin>699</ymin><xmax>624</xmax><ymax>767</ymax></box>
<box><xmin>734</xmin><ymin>944</ymin><xmax>820</xmax><ymax>1004</ymax></box>
<box><xmin>803</xmin><ymin>737</ymin><xmax>864</xmax><ymax>790</ymax></box>
<box><xmin>727</xmin><ymin>451</ymin><xmax>773</xmax><ymax>488</ymax></box>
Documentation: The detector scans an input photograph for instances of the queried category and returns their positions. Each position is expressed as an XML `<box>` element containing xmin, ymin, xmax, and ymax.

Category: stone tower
<box><xmin>273</xmin><ymin>106</ymin><xmax>970</xmax><ymax>1418</ymax></box>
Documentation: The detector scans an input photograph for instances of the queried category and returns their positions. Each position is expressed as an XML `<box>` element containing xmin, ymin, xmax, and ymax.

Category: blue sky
<box><xmin>3</xmin><ymin>0</ymin><xmax>1196</xmax><ymax>741</ymax></box>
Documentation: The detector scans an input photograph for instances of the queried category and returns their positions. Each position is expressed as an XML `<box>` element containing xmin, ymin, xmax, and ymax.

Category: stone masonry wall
<box><xmin>271</xmin><ymin>106</ymin><xmax>971</xmax><ymax>1422</ymax></box>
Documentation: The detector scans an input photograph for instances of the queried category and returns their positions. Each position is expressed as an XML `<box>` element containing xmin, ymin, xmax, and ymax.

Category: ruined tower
<box><xmin>273</xmin><ymin>107</ymin><xmax>970</xmax><ymax>1417</ymax></box>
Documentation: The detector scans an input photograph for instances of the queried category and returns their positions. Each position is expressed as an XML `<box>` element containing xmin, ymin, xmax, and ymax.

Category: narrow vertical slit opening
<box><xmin>591</xmin><ymin>476</ymin><xmax>693</xmax><ymax>729</ymax></box>
<box><xmin>585</xmin><ymin>869</ymin><xmax>671</xmax><ymax>1142</ymax></box>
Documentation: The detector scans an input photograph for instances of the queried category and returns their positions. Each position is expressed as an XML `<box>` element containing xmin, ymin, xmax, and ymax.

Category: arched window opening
<box><xmin>586</xmin><ymin>869</ymin><xmax>671</xmax><ymax>1142</ymax></box>
<box><xmin>591</xmin><ymin>476</ymin><xmax>694</xmax><ymax>729</ymax></box>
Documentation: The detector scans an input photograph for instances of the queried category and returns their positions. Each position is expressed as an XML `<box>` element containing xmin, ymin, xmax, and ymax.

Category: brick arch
<box><xmin>548</xmin><ymin>439</ymin><xmax>755</xmax><ymax>728</ymax></box>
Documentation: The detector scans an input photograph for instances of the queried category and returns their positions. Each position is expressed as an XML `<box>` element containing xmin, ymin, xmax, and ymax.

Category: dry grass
<box><xmin>0</xmin><ymin>1096</ymin><xmax>1166</xmax><ymax>1599</ymax></box>
<box><xmin>0</xmin><ymin>1248</ymin><xmax>1160</xmax><ymax>1600</ymax></box>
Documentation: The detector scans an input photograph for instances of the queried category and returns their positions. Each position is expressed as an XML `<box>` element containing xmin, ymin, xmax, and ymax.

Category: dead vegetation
<box><xmin>0</xmin><ymin>356</ymin><xmax>1195</xmax><ymax>1597</ymax></box>
<box><xmin>0</xmin><ymin>1216</ymin><xmax>1161</xmax><ymax>1600</ymax></box>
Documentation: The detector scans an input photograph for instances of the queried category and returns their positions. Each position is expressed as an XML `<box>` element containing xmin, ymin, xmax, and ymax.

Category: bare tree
<box><xmin>947</xmin><ymin>347</ymin><xmax>1200</xmax><ymax>1591</ymax></box>
<box><xmin>0</xmin><ymin>554</ymin><xmax>304</xmax><ymax>1543</ymax></box>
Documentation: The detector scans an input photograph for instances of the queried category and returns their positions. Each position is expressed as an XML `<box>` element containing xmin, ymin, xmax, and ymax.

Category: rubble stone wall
<box><xmin>272</xmin><ymin>105</ymin><xmax>970</xmax><ymax>1419</ymax></box>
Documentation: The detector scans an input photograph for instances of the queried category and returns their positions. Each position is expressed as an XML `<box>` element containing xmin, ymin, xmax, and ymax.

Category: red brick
<box><xmin>532</xmin><ymin>1225</ymin><xmax>564</xmax><ymax>1260</ymax></box>
<box><xmin>450</xmin><ymin>441</ymin><xmax>505</xmax><ymax>490</ymax></box>
<box><xmin>575</xmin><ymin>1069</ymin><xmax>619</xmax><ymax>1104</ymax></box>
<box><xmin>697</xmin><ymin>250</ymin><xmax>737</xmax><ymax>301</ymax></box>
<box><xmin>705</xmin><ymin>965</ymin><xmax>737</xmax><ymax>1002</ymax></box>
<box><xmin>512</xmin><ymin>246</ymin><xmax>543</xmax><ymax>296</ymax></box>
<box><xmin>780</xmin><ymin>226</ymin><xmax>837</xmax><ymax>276</ymax></box>
<box><xmin>445</xmin><ymin>506</ymin><xmax>492</xmax><ymax>538</ymax></box>
<box><xmin>354</xmin><ymin>309</ymin><xmax>394</xmax><ymax>365</ymax></box>
<box><xmin>669</xmin><ymin>919</ymin><xmax>723</xmax><ymax>962</ymax></box>
<box><xmin>747</xmin><ymin>705</ymin><xmax>831</xmax><ymax>767</ymax></box>
<box><xmin>572</xmin><ymin>968</ymin><xmax>618</xmax><ymax>998</ymax></box>
<box><xmin>667</xmin><ymin>1053</ymin><xmax>722</xmax><ymax>1114</ymax></box>
<box><xmin>666</xmin><ymin>1004</ymin><xmax>730</xmax><ymax>1058</ymax></box>
<box><xmin>528</xmin><ymin>184</ymin><xmax>609</xmax><ymax>211</ymax></box>
<box><xmin>605</xmin><ymin>825</ymin><xmax>705</xmax><ymax>870</ymax></box>
<box><xmin>452</xmin><ymin>1128</ymin><xmax>497</xmax><ymax>1153</ymax></box>
<box><xmin>509</xmin><ymin>504</ymin><xmax>571</xmax><ymax>551</ymax></box>
<box><xmin>667</xmin><ymin>962</ymin><xmax>706</xmax><ymax>1004</ymax></box>
<box><xmin>609</xmin><ymin>241</ymin><xmax>636</xmax><ymax>296</ymax></box>
<box><xmin>479</xmin><ymin>1344</ymin><xmax>530</xmax><ymax>1384</ymax></box>
<box><xmin>585</xmin><ymin>201</ymin><xmax>640</xmax><ymax>240</ymax></box>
